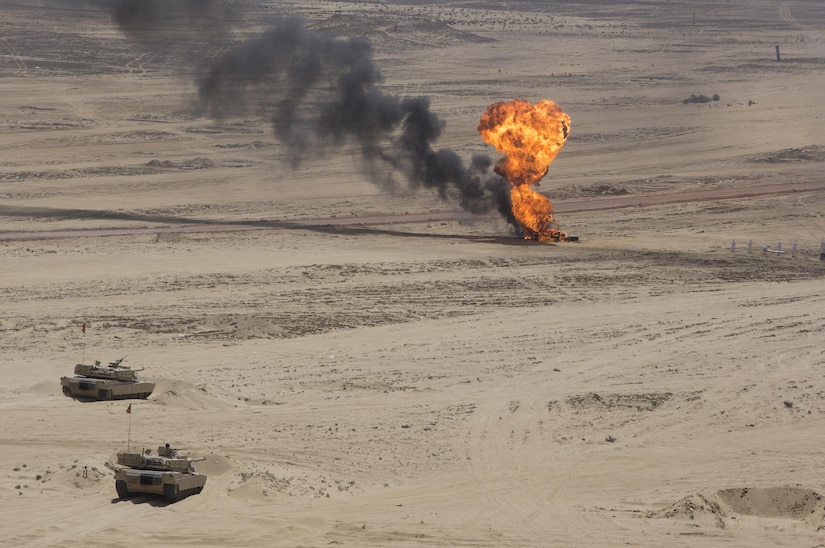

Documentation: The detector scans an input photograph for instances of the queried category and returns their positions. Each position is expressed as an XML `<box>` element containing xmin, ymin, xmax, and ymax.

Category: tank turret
<box><xmin>74</xmin><ymin>357</ymin><xmax>142</xmax><ymax>381</ymax></box>
<box><xmin>114</xmin><ymin>444</ymin><xmax>207</xmax><ymax>502</ymax></box>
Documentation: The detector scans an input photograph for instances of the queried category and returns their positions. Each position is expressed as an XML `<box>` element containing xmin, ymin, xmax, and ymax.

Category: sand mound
<box><xmin>149</xmin><ymin>379</ymin><xmax>233</xmax><ymax>410</ymax></box>
<box><xmin>717</xmin><ymin>487</ymin><xmax>825</xmax><ymax>522</ymax></box>
<box><xmin>653</xmin><ymin>487</ymin><xmax>825</xmax><ymax>529</ymax></box>
<box><xmin>4</xmin><ymin>454</ymin><xmax>113</xmax><ymax>504</ymax></box>
<box><xmin>226</xmin><ymin>462</ymin><xmax>362</xmax><ymax>501</ymax></box>
<box><xmin>20</xmin><ymin>380</ymin><xmax>60</xmax><ymax>396</ymax></box>
<box><xmin>42</xmin><ymin>456</ymin><xmax>112</xmax><ymax>493</ymax></box>
<box><xmin>149</xmin><ymin>378</ymin><xmax>194</xmax><ymax>399</ymax></box>
<box><xmin>650</xmin><ymin>492</ymin><xmax>728</xmax><ymax>529</ymax></box>
<box><xmin>194</xmin><ymin>453</ymin><xmax>233</xmax><ymax>477</ymax></box>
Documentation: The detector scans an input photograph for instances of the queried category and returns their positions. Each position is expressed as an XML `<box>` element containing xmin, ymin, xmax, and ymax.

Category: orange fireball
<box><xmin>478</xmin><ymin>98</ymin><xmax>571</xmax><ymax>241</ymax></box>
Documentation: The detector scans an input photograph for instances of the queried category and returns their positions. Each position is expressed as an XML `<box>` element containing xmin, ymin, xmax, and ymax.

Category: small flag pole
<box><xmin>126</xmin><ymin>403</ymin><xmax>132</xmax><ymax>452</ymax></box>
<box><xmin>81</xmin><ymin>320</ymin><xmax>87</xmax><ymax>363</ymax></box>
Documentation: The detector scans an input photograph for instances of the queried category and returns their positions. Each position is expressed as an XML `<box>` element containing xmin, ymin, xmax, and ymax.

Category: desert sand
<box><xmin>2</xmin><ymin>1</ymin><xmax>825</xmax><ymax>546</ymax></box>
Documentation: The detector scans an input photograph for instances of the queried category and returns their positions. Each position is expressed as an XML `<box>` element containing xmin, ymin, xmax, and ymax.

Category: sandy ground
<box><xmin>2</xmin><ymin>1</ymin><xmax>825</xmax><ymax>546</ymax></box>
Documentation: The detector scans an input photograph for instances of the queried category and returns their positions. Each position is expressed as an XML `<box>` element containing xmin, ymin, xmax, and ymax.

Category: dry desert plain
<box><xmin>2</xmin><ymin>0</ymin><xmax>825</xmax><ymax>546</ymax></box>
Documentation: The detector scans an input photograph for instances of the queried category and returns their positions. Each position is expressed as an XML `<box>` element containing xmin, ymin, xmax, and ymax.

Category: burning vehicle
<box><xmin>478</xmin><ymin>99</ymin><xmax>575</xmax><ymax>242</ymax></box>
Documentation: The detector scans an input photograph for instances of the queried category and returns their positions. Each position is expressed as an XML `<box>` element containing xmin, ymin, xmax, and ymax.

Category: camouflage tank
<box><xmin>114</xmin><ymin>444</ymin><xmax>207</xmax><ymax>502</ymax></box>
<box><xmin>60</xmin><ymin>356</ymin><xmax>155</xmax><ymax>401</ymax></box>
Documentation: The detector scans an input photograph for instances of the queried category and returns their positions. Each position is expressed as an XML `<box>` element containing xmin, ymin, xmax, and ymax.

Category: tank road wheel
<box><xmin>115</xmin><ymin>480</ymin><xmax>129</xmax><ymax>499</ymax></box>
<box><xmin>164</xmin><ymin>483</ymin><xmax>180</xmax><ymax>503</ymax></box>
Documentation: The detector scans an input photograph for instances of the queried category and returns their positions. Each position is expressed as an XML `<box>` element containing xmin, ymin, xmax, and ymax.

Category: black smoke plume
<box><xmin>62</xmin><ymin>0</ymin><xmax>235</xmax><ymax>52</ymax></box>
<box><xmin>79</xmin><ymin>2</ymin><xmax>516</xmax><ymax>223</ymax></box>
<box><xmin>64</xmin><ymin>0</ymin><xmax>234</xmax><ymax>35</ymax></box>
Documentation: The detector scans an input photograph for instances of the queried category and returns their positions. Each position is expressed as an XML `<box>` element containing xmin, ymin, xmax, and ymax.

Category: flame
<box><xmin>477</xmin><ymin>99</ymin><xmax>571</xmax><ymax>241</ymax></box>
<box><xmin>510</xmin><ymin>184</ymin><xmax>566</xmax><ymax>241</ymax></box>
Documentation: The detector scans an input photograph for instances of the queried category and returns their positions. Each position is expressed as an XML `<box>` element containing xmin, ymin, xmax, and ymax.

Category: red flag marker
<box><xmin>126</xmin><ymin>403</ymin><xmax>132</xmax><ymax>414</ymax></box>
<box><xmin>82</xmin><ymin>322</ymin><xmax>86</xmax><ymax>333</ymax></box>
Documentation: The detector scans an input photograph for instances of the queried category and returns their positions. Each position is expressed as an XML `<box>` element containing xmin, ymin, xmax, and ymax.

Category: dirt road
<box><xmin>2</xmin><ymin>181</ymin><xmax>823</xmax><ymax>242</ymax></box>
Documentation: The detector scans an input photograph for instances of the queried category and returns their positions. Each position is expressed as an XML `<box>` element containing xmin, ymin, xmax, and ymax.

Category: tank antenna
<box><xmin>81</xmin><ymin>320</ymin><xmax>87</xmax><ymax>363</ymax></box>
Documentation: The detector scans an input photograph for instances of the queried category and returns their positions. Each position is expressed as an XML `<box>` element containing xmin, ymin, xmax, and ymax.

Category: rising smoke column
<box><xmin>196</xmin><ymin>17</ymin><xmax>512</xmax><ymax>220</ymax></box>
<box><xmin>76</xmin><ymin>2</ymin><xmax>515</xmax><ymax>225</ymax></box>
<box><xmin>70</xmin><ymin>0</ymin><xmax>235</xmax><ymax>38</ymax></box>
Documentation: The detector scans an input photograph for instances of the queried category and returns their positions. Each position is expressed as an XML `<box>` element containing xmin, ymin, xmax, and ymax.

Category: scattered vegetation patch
<box><xmin>683</xmin><ymin>93</ymin><xmax>720</xmax><ymax>104</ymax></box>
